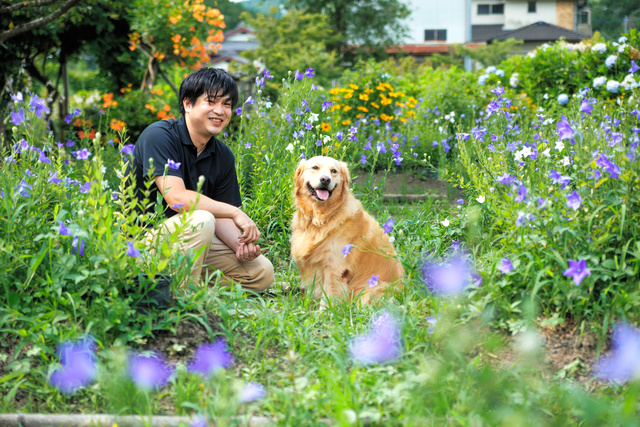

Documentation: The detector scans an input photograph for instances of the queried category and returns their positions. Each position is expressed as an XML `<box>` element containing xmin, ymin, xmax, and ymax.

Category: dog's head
<box><xmin>294</xmin><ymin>156</ymin><xmax>351</xmax><ymax>206</ymax></box>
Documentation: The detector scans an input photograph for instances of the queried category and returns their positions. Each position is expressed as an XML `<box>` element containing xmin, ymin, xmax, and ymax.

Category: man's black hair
<box><xmin>178</xmin><ymin>67</ymin><xmax>238</xmax><ymax>115</ymax></box>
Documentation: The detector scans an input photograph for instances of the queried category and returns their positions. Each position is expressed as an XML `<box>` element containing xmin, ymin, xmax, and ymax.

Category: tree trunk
<box><xmin>140</xmin><ymin>55</ymin><xmax>158</xmax><ymax>92</ymax></box>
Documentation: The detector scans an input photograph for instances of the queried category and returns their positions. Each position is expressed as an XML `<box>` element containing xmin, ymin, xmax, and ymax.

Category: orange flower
<box><xmin>342</xmin><ymin>119</ymin><xmax>351</xmax><ymax>125</ymax></box>
<box><xmin>321</xmin><ymin>122</ymin><xmax>330</xmax><ymax>131</ymax></box>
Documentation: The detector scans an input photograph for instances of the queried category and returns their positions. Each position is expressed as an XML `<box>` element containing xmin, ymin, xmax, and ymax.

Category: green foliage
<box><xmin>591</xmin><ymin>0</ymin><xmax>640</xmax><ymax>41</ymax></box>
<box><xmin>286</xmin><ymin>0</ymin><xmax>411</xmax><ymax>64</ymax></box>
<box><xmin>3</xmin><ymin>33</ymin><xmax>640</xmax><ymax>423</ymax></box>
<box><xmin>238</xmin><ymin>9</ymin><xmax>341</xmax><ymax>92</ymax></box>
<box><xmin>490</xmin><ymin>30</ymin><xmax>640</xmax><ymax>104</ymax></box>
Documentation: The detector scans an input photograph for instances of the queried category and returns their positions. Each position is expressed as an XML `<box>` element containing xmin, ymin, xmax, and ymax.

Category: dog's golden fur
<box><xmin>291</xmin><ymin>156</ymin><xmax>404</xmax><ymax>305</ymax></box>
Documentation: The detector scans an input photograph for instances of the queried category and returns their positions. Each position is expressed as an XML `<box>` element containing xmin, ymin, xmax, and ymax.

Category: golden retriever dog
<box><xmin>291</xmin><ymin>156</ymin><xmax>404</xmax><ymax>306</ymax></box>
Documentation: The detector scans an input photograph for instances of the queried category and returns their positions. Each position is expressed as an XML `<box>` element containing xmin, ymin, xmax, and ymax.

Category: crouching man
<box><xmin>128</xmin><ymin>67</ymin><xmax>274</xmax><ymax>292</ymax></box>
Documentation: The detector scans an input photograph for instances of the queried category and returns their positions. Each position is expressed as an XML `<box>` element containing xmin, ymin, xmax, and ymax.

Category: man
<box><xmin>129</xmin><ymin>67</ymin><xmax>274</xmax><ymax>292</ymax></box>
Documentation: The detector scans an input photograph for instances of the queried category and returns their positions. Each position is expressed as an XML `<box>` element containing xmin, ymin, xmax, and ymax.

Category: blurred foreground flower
<box><xmin>349</xmin><ymin>311</ymin><xmax>401</xmax><ymax>365</ymax></box>
<box><xmin>594</xmin><ymin>323</ymin><xmax>640</xmax><ymax>383</ymax></box>
<box><xmin>238</xmin><ymin>382</ymin><xmax>266</xmax><ymax>403</ymax></box>
<box><xmin>49</xmin><ymin>337</ymin><xmax>97</xmax><ymax>394</ymax></box>
<box><xmin>422</xmin><ymin>255</ymin><xmax>477</xmax><ymax>296</ymax></box>
<box><xmin>188</xmin><ymin>339</ymin><xmax>233</xmax><ymax>377</ymax></box>
<box><xmin>128</xmin><ymin>352</ymin><xmax>173</xmax><ymax>390</ymax></box>
<box><xmin>498</xmin><ymin>258</ymin><xmax>513</xmax><ymax>274</ymax></box>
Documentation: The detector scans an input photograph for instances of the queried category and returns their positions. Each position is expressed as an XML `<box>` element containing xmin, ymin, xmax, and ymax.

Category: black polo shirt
<box><xmin>129</xmin><ymin>116</ymin><xmax>241</xmax><ymax>218</ymax></box>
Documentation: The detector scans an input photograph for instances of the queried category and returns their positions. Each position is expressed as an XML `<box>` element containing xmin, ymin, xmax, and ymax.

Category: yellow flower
<box><xmin>343</xmin><ymin>105</ymin><xmax>352</xmax><ymax>112</ymax></box>
<box><xmin>349</xmin><ymin>84</ymin><xmax>359</xmax><ymax>90</ymax></box>
<box><xmin>330</xmin><ymin>88</ymin><xmax>341</xmax><ymax>95</ymax></box>
<box><xmin>399</xmin><ymin>117</ymin><xmax>407</xmax><ymax>123</ymax></box>
<box><xmin>370</xmin><ymin>102</ymin><xmax>380</xmax><ymax>109</ymax></box>
<box><xmin>344</xmin><ymin>93</ymin><xmax>353</xmax><ymax>99</ymax></box>
<box><xmin>342</xmin><ymin>119</ymin><xmax>352</xmax><ymax>125</ymax></box>
<box><xmin>381</xmin><ymin>98</ymin><xmax>392</xmax><ymax>106</ymax></box>
<box><xmin>357</xmin><ymin>106</ymin><xmax>369</xmax><ymax>112</ymax></box>
<box><xmin>380</xmin><ymin>113</ymin><xmax>394</xmax><ymax>121</ymax></box>
<box><xmin>359</xmin><ymin>93</ymin><xmax>369</xmax><ymax>101</ymax></box>
<box><xmin>364</xmin><ymin>88</ymin><xmax>374</xmax><ymax>94</ymax></box>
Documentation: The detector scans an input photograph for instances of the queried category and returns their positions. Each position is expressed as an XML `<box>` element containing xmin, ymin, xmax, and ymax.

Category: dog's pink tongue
<box><xmin>316</xmin><ymin>189</ymin><xmax>329</xmax><ymax>200</ymax></box>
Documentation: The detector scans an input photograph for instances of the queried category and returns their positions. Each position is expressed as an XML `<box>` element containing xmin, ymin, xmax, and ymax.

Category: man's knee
<box><xmin>187</xmin><ymin>210</ymin><xmax>216</xmax><ymax>245</ymax></box>
<box><xmin>253</xmin><ymin>256</ymin><xmax>275</xmax><ymax>292</ymax></box>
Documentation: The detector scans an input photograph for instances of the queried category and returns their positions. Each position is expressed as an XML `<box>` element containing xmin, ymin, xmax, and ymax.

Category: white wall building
<box><xmin>402</xmin><ymin>0</ymin><xmax>469</xmax><ymax>44</ymax></box>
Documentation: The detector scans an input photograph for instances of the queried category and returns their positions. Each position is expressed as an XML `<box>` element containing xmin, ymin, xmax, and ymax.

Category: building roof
<box><xmin>492</xmin><ymin>21</ymin><xmax>589</xmax><ymax>43</ymax></box>
<box><xmin>472</xmin><ymin>25</ymin><xmax>504</xmax><ymax>42</ymax></box>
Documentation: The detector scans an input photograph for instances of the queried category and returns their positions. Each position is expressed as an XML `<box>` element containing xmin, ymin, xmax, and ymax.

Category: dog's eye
<box><xmin>312</xmin><ymin>166</ymin><xmax>319</xmax><ymax>170</ymax></box>
<box><xmin>331</xmin><ymin>169</ymin><xmax>337</xmax><ymax>174</ymax></box>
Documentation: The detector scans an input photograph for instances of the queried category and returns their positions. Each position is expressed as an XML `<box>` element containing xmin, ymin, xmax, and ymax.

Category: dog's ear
<box><xmin>294</xmin><ymin>159</ymin><xmax>306</xmax><ymax>187</ymax></box>
<box><xmin>339</xmin><ymin>161</ymin><xmax>351</xmax><ymax>187</ymax></box>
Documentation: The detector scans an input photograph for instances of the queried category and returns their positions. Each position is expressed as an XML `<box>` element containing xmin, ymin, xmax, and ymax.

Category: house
<box><xmin>398</xmin><ymin>0</ymin><xmax>591</xmax><ymax>58</ymax></box>
<box><xmin>209</xmin><ymin>26</ymin><xmax>259</xmax><ymax>75</ymax></box>
<box><xmin>472</xmin><ymin>0</ymin><xmax>591</xmax><ymax>47</ymax></box>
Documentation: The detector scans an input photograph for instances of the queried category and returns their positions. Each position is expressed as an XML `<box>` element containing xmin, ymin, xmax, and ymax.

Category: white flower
<box><xmin>520</xmin><ymin>145</ymin><xmax>533</xmax><ymax>158</ymax></box>
<box><xmin>619</xmin><ymin>36</ymin><xmax>628</xmax><ymax>44</ymax></box>
<box><xmin>510</xmin><ymin>73</ymin><xmax>520</xmax><ymax>88</ymax></box>
<box><xmin>542</xmin><ymin>148</ymin><xmax>551</xmax><ymax>157</ymax></box>
<box><xmin>264</xmin><ymin>101</ymin><xmax>273</xmax><ymax>109</ymax></box>
<box><xmin>308</xmin><ymin>112</ymin><xmax>319</xmax><ymax>123</ymax></box>
<box><xmin>486</xmin><ymin>66</ymin><xmax>497</xmax><ymax>74</ymax></box>
<box><xmin>496</xmin><ymin>69</ymin><xmax>505</xmax><ymax>76</ymax></box>
<box><xmin>543</xmin><ymin>93</ymin><xmax>549</xmax><ymax>100</ymax></box>
<box><xmin>441</xmin><ymin>218</ymin><xmax>450</xmax><ymax>227</ymax></box>
<box><xmin>555</xmin><ymin>140</ymin><xmax>565</xmax><ymax>151</ymax></box>
<box><xmin>593</xmin><ymin>76</ymin><xmax>607</xmax><ymax>88</ymax></box>
<box><xmin>562</xmin><ymin>156</ymin><xmax>571</xmax><ymax>166</ymax></box>
<box><xmin>622</xmin><ymin>75</ymin><xmax>638</xmax><ymax>90</ymax></box>
<box><xmin>476</xmin><ymin>195</ymin><xmax>485</xmax><ymax>203</ymax></box>
<box><xmin>591</xmin><ymin>43</ymin><xmax>607</xmax><ymax>54</ymax></box>
<box><xmin>557</xmin><ymin>94</ymin><xmax>569</xmax><ymax>104</ymax></box>
<box><xmin>514</xmin><ymin>150</ymin><xmax>524</xmax><ymax>162</ymax></box>
<box><xmin>478</xmin><ymin>74</ymin><xmax>489</xmax><ymax>85</ymax></box>
<box><xmin>605</xmin><ymin>55</ymin><xmax>618</xmax><ymax>68</ymax></box>
<box><xmin>618</xmin><ymin>44</ymin><xmax>628</xmax><ymax>53</ymax></box>
<box><xmin>285</xmin><ymin>143</ymin><xmax>294</xmax><ymax>152</ymax></box>
<box><xmin>606</xmin><ymin>80</ymin><xmax>620</xmax><ymax>93</ymax></box>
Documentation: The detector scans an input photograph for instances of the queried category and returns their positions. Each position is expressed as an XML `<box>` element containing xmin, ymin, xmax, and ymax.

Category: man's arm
<box><xmin>155</xmin><ymin>175</ymin><xmax>260</xmax><ymax>244</ymax></box>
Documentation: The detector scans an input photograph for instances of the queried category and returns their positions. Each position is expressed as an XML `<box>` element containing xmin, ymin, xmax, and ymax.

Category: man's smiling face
<box><xmin>184</xmin><ymin>91</ymin><xmax>232</xmax><ymax>145</ymax></box>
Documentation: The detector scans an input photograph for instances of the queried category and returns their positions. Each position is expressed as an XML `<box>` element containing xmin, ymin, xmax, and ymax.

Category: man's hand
<box><xmin>233</xmin><ymin>210</ymin><xmax>260</xmax><ymax>244</ymax></box>
<box><xmin>236</xmin><ymin>242</ymin><xmax>261</xmax><ymax>262</ymax></box>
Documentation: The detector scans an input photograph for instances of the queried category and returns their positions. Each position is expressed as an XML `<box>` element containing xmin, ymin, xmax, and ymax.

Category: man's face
<box><xmin>183</xmin><ymin>91</ymin><xmax>232</xmax><ymax>143</ymax></box>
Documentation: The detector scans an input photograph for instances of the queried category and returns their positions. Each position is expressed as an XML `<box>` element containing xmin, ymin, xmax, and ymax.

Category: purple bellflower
<box><xmin>128</xmin><ymin>352</ymin><xmax>173</xmax><ymax>390</ymax></box>
<box><xmin>349</xmin><ymin>311</ymin><xmax>402</xmax><ymax>365</ymax></box>
<box><xmin>563</xmin><ymin>259</ymin><xmax>590</xmax><ymax>286</ymax></box>
<box><xmin>594</xmin><ymin>323</ymin><xmax>640</xmax><ymax>383</ymax></box>
<box><xmin>187</xmin><ymin>339</ymin><xmax>234</xmax><ymax>377</ymax></box>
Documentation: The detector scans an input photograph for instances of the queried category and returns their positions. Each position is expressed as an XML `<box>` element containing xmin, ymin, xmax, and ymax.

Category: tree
<box><xmin>127</xmin><ymin>0</ymin><xmax>226</xmax><ymax>93</ymax></box>
<box><xmin>239</xmin><ymin>9</ymin><xmax>340</xmax><ymax>90</ymax></box>
<box><xmin>591</xmin><ymin>0</ymin><xmax>640</xmax><ymax>40</ymax></box>
<box><xmin>286</xmin><ymin>0</ymin><xmax>411</xmax><ymax>64</ymax></box>
<box><xmin>0</xmin><ymin>0</ymin><xmax>134</xmax><ymax>144</ymax></box>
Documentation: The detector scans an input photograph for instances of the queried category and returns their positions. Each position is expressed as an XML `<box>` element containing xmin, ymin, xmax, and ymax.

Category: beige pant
<box><xmin>148</xmin><ymin>210</ymin><xmax>274</xmax><ymax>292</ymax></box>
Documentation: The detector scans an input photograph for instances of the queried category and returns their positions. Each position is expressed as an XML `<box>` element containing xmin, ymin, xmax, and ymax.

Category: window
<box><xmin>527</xmin><ymin>1</ymin><xmax>536</xmax><ymax>13</ymax></box>
<box><xmin>424</xmin><ymin>29</ymin><xmax>447</xmax><ymax>41</ymax></box>
<box><xmin>477</xmin><ymin>4</ymin><xmax>504</xmax><ymax>15</ymax></box>
<box><xmin>578</xmin><ymin>10</ymin><xmax>590</xmax><ymax>25</ymax></box>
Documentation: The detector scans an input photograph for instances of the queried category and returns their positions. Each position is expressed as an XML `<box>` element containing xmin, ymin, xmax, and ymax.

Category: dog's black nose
<box><xmin>320</xmin><ymin>175</ymin><xmax>331</xmax><ymax>186</ymax></box>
